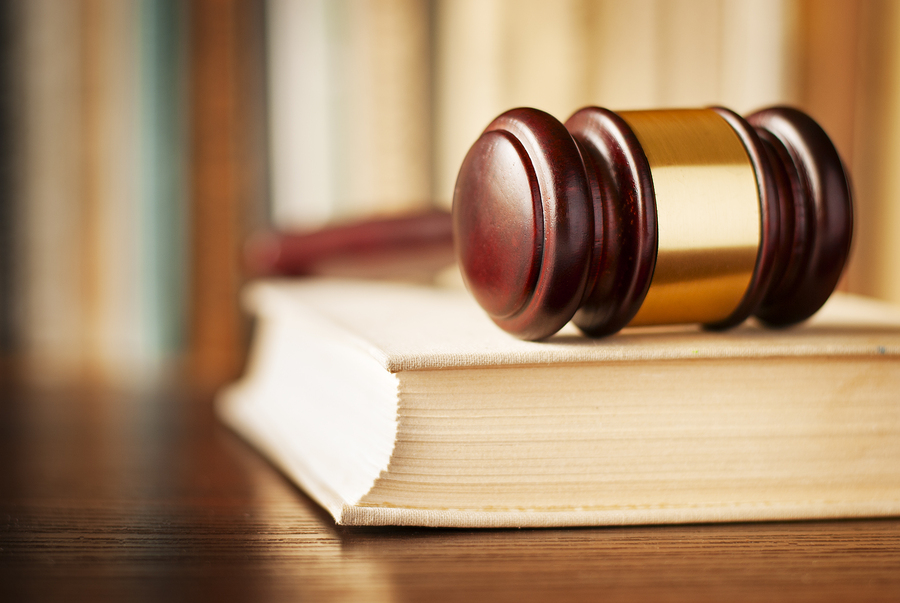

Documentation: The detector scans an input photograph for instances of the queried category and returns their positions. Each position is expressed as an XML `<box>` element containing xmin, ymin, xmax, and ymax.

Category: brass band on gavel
<box><xmin>622</xmin><ymin>109</ymin><xmax>761</xmax><ymax>327</ymax></box>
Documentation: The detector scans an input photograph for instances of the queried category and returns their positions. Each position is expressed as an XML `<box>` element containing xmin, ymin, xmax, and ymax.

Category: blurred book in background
<box><xmin>266</xmin><ymin>0</ymin><xmax>432</xmax><ymax>228</ymax></box>
<box><xmin>15</xmin><ymin>0</ymin><xmax>86</xmax><ymax>383</ymax></box>
<box><xmin>7</xmin><ymin>0</ymin><xmax>188</xmax><ymax>386</ymax></box>
<box><xmin>187</xmin><ymin>0</ymin><xmax>267</xmax><ymax>390</ymax></box>
<box><xmin>0</xmin><ymin>0</ymin><xmax>17</xmax><ymax>364</ymax></box>
<box><xmin>1</xmin><ymin>0</ymin><xmax>899</xmax><ymax>390</ymax></box>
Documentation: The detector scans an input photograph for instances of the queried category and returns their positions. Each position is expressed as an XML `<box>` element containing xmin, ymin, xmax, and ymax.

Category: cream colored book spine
<box><xmin>268</xmin><ymin>0</ymin><xmax>432</xmax><ymax>227</ymax></box>
<box><xmin>18</xmin><ymin>0</ymin><xmax>86</xmax><ymax>382</ymax></box>
<box><xmin>330</xmin><ymin>0</ymin><xmax>432</xmax><ymax>220</ymax></box>
<box><xmin>81</xmin><ymin>0</ymin><xmax>145</xmax><ymax>383</ymax></box>
<box><xmin>266</xmin><ymin>0</ymin><xmax>334</xmax><ymax>228</ymax></box>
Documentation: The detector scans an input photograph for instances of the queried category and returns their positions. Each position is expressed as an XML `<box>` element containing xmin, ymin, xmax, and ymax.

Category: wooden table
<box><xmin>2</xmin><ymin>379</ymin><xmax>899</xmax><ymax>602</ymax></box>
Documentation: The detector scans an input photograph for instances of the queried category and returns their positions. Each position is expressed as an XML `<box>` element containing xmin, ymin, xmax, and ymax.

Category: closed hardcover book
<box><xmin>218</xmin><ymin>279</ymin><xmax>900</xmax><ymax>528</ymax></box>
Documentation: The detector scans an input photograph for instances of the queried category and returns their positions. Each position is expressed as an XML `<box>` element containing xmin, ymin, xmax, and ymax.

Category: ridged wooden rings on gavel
<box><xmin>452</xmin><ymin>106</ymin><xmax>853</xmax><ymax>340</ymax></box>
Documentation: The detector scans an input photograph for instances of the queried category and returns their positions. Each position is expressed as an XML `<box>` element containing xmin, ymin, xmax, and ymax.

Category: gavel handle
<box><xmin>245</xmin><ymin>209</ymin><xmax>455</xmax><ymax>280</ymax></box>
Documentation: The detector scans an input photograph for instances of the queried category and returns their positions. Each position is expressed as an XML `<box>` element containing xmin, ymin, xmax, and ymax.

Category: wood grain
<box><xmin>454</xmin><ymin>107</ymin><xmax>593</xmax><ymax>340</ymax></box>
<box><xmin>1</xmin><ymin>380</ymin><xmax>899</xmax><ymax>602</ymax></box>
<box><xmin>565</xmin><ymin>106</ymin><xmax>656</xmax><ymax>337</ymax></box>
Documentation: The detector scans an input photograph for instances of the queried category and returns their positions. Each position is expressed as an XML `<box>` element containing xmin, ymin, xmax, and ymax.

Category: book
<box><xmin>266</xmin><ymin>0</ymin><xmax>432</xmax><ymax>228</ymax></box>
<box><xmin>188</xmin><ymin>0</ymin><xmax>265</xmax><ymax>388</ymax></box>
<box><xmin>80</xmin><ymin>0</ymin><xmax>144</xmax><ymax>382</ymax></box>
<box><xmin>138</xmin><ymin>0</ymin><xmax>189</xmax><ymax>373</ymax></box>
<box><xmin>265</xmin><ymin>0</ymin><xmax>334</xmax><ymax>227</ymax></box>
<box><xmin>218</xmin><ymin>278</ymin><xmax>900</xmax><ymax>528</ymax></box>
<box><xmin>0</xmin><ymin>0</ymin><xmax>19</xmax><ymax>355</ymax></box>
<box><xmin>18</xmin><ymin>0</ymin><xmax>87</xmax><ymax>381</ymax></box>
<box><xmin>841</xmin><ymin>0</ymin><xmax>900</xmax><ymax>304</ymax></box>
<box><xmin>11</xmin><ymin>0</ymin><xmax>190</xmax><ymax>384</ymax></box>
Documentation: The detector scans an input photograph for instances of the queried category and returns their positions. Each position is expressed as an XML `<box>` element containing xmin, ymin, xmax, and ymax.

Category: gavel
<box><xmin>453</xmin><ymin>106</ymin><xmax>853</xmax><ymax>340</ymax></box>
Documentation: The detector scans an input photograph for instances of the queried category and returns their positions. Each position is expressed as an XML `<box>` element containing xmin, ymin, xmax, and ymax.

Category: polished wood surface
<box><xmin>747</xmin><ymin>107</ymin><xmax>854</xmax><ymax>326</ymax></box>
<box><xmin>565</xmin><ymin>107</ymin><xmax>657</xmax><ymax>337</ymax></box>
<box><xmin>2</xmin><ymin>379</ymin><xmax>899</xmax><ymax>601</ymax></box>
<box><xmin>454</xmin><ymin>107</ymin><xmax>594</xmax><ymax>340</ymax></box>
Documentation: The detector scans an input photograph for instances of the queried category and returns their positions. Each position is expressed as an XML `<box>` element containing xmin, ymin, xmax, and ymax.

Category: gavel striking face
<box><xmin>452</xmin><ymin>106</ymin><xmax>853</xmax><ymax>340</ymax></box>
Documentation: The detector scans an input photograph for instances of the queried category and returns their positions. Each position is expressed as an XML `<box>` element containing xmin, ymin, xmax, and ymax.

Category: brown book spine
<box><xmin>187</xmin><ymin>0</ymin><xmax>265</xmax><ymax>389</ymax></box>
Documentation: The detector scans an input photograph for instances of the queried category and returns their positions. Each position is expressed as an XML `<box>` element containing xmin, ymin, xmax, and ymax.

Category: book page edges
<box><xmin>339</xmin><ymin>501</ymin><xmax>900</xmax><ymax>528</ymax></box>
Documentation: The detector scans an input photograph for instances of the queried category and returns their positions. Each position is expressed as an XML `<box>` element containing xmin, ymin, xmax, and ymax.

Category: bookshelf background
<box><xmin>0</xmin><ymin>0</ymin><xmax>897</xmax><ymax>389</ymax></box>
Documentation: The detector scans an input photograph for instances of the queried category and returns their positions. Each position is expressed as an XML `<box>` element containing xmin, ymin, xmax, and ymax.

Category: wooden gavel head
<box><xmin>452</xmin><ymin>106</ymin><xmax>853</xmax><ymax>340</ymax></box>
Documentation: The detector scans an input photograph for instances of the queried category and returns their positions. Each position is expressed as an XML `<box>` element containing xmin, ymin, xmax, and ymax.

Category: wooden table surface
<box><xmin>2</xmin><ymin>378</ymin><xmax>900</xmax><ymax>602</ymax></box>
